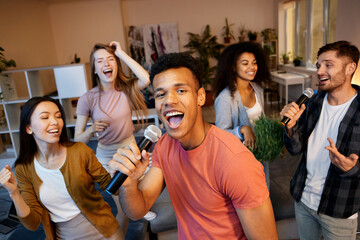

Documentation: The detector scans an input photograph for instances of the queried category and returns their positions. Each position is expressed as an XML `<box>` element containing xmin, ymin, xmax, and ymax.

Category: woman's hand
<box><xmin>91</xmin><ymin>119</ymin><xmax>110</xmax><ymax>135</ymax></box>
<box><xmin>240</xmin><ymin>125</ymin><xmax>256</xmax><ymax>150</ymax></box>
<box><xmin>110</xmin><ymin>41</ymin><xmax>123</xmax><ymax>57</ymax></box>
<box><xmin>109</xmin><ymin>40</ymin><xmax>150</xmax><ymax>89</ymax></box>
<box><xmin>0</xmin><ymin>165</ymin><xmax>19</xmax><ymax>195</ymax></box>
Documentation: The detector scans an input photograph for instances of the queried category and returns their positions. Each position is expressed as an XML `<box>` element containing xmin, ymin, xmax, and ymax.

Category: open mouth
<box><xmin>164</xmin><ymin>110</ymin><xmax>184</xmax><ymax>128</ymax></box>
<box><xmin>319</xmin><ymin>76</ymin><xmax>329</xmax><ymax>84</ymax></box>
<box><xmin>48</xmin><ymin>129</ymin><xmax>59</xmax><ymax>135</ymax></box>
<box><xmin>103</xmin><ymin>69</ymin><xmax>113</xmax><ymax>78</ymax></box>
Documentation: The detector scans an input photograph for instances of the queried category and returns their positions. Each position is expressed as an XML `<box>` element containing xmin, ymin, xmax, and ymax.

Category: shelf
<box><xmin>0</xmin><ymin>63</ymin><xmax>91</xmax><ymax>161</ymax></box>
<box><xmin>263</xmin><ymin>39</ymin><xmax>278</xmax><ymax>71</ymax></box>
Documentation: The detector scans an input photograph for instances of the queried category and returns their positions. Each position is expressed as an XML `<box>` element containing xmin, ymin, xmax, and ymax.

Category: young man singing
<box><xmin>280</xmin><ymin>41</ymin><xmax>360</xmax><ymax>239</ymax></box>
<box><xmin>110</xmin><ymin>52</ymin><xmax>278</xmax><ymax>239</ymax></box>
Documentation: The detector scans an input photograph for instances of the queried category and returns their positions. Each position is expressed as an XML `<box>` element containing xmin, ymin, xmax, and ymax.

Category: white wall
<box><xmin>121</xmin><ymin>0</ymin><xmax>276</xmax><ymax>51</ymax></box>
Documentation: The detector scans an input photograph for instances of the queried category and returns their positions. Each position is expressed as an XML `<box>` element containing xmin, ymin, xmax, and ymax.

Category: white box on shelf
<box><xmin>54</xmin><ymin>64</ymin><xmax>89</xmax><ymax>99</ymax></box>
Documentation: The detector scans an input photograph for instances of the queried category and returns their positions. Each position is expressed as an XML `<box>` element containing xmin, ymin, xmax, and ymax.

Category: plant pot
<box><xmin>293</xmin><ymin>59</ymin><xmax>301</xmax><ymax>66</ymax></box>
<box><xmin>224</xmin><ymin>37</ymin><xmax>231</xmax><ymax>44</ymax></box>
<box><xmin>283</xmin><ymin>57</ymin><xmax>289</xmax><ymax>64</ymax></box>
<box><xmin>238</xmin><ymin>36</ymin><xmax>246</xmax><ymax>42</ymax></box>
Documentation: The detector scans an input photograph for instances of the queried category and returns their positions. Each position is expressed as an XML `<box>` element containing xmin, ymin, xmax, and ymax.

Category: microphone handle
<box><xmin>105</xmin><ymin>137</ymin><xmax>154</xmax><ymax>194</ymax></box>
<box><xmin>295</xmin><ymin>94</ymin><xmax>309</xmax><ymax>106</ymax></box>
<box><xmin>281</xmin><ymin>94</ymin><xmax>309</xmax><ymax>126</ymax></box>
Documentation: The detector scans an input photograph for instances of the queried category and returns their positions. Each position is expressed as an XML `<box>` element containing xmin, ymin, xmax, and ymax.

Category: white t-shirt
<box><xmin>301</xmin><ymin>93</ymin><xmax>356</xmax><ymax>212</ymax></box>
<box><xmin>34</xmin><ymin>157</ymin><xmax>80</xmax><ymax>222</ymax></box>
<box><xmin>244</xmin><ymin>93</ymin><xmax>263</xmax><ymax>131</ymax></box>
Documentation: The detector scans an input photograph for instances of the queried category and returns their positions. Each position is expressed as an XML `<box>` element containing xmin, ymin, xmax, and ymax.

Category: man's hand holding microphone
<box><xmin>107</xmin><ymin>125</ymin><xmax>162</xmax><ymax>194</ymax></box>
<box><xmin>280</xmin><ymin>88</ymin><xmax>314</xmax><ymax>135</ymax></box>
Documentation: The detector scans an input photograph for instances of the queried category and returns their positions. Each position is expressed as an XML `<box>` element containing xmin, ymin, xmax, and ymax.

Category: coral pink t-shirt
<box><xmin>152</xmin><ymin>125</ymin><xmax>268</xmax><ymax>240</ymax></box>
<box><xmin>76</xmin><ymin>87</ymin><xmax>134</xmax><ymax>145</ymax></box>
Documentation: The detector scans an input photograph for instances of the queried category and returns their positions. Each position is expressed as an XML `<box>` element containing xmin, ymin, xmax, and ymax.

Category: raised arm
<box><xmin>109</xmin><ymin>142</ymin><xmax>164</xmax><ymax>220</ymax></box>
<box><xmin>0</xmin><ymin>165</ymin><xmax>30</xmax><ymax>218</ymax></box>
<box><xmin>236</xmin><ymin>197</ymin><xmax>278</xmax><ymax>239</ymax></box>
<box><xmin>110</xmin><ymin>41</ymin><xmax>150</xmax><ymax>90</ymax></box>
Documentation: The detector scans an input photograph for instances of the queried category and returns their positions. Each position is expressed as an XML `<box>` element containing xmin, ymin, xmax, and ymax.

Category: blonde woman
<box><xmin>75</xmin><ymin>41</ymin><xmax>149</xmax><ymax>234</ymax></box>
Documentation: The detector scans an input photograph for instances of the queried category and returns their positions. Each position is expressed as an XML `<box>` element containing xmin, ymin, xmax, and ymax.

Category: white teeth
<box><xmin>166</xmin><ymin>111</ymin><xmax>182</xmax><ymax>117</ymax></box>
<box><xmin>48</xmin><ymin>129</ymin><xmax>58</xmax><ymax>133</ymax></box>
<box><xmin>103</xmin><ymin>69</ymin><xmax>112</xmax><ymax>73</ymax></box>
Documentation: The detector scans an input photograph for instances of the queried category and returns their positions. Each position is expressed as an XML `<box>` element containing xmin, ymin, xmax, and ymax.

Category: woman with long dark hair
<box><xmin>213</xmin><ymin>41</ymin><xmax>271</xmax><ymax>150</ymax></box>
<box><xmin>0</xmin><ymin>96</ymin><xmax>123</xmax><ymax>239</ymax></box>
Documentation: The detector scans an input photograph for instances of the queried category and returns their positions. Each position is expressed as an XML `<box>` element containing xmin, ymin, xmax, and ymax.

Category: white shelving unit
<box><xmin>0</xmin><ymin>63</ymin><xmax>91</xmax><ymax>166</ymax></box>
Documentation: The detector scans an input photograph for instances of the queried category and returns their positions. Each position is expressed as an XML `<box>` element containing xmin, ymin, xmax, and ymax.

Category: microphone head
<box><xmin>303</xmin><ymin>88</ymin><xmax>314</xmax><ymax>98</ymax></box>
<box><xmin>144</xmin><ymin>125</ymin><xmax>162</xmax><ymax>143</ymax></box>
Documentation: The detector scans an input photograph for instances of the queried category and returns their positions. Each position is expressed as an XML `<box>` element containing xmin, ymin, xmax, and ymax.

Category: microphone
<box><xmin>281</xmin><ymin>88</ymin><xmax>314</xmax><ymax>126</ymax></box>
<box><xmin>106</xmin><ymin>125</ymin><xmax>162</xmax><ymax>194</ymax></box>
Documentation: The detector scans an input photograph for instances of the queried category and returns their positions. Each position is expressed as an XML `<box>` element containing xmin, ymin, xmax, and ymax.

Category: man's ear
<box><xmin>346</xmin><ymin>62</ymin><xmax>356</xmax><ymax>76</ymax></box>
<box><xmin>26</xmin><ymin>125</ymin><xmax>32</xmax><ymax>135</ymax></box>
<box><xmin>197</xmin><ymin>87</ymin><xmax>206</xmax><ymax>107</ymax></box>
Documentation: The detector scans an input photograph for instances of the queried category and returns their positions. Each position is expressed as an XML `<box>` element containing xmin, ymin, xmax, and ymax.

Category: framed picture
<box><xmin>128</xmin><ymin>22</ymin><xmax>179</xmax><ymax>71</ymax></box>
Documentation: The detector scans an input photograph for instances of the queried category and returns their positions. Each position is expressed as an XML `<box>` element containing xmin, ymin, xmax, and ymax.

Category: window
<box><xmin>280</xmin><ymin>0</ymin><xmax>337</xmax><ymax>68</ymax></box>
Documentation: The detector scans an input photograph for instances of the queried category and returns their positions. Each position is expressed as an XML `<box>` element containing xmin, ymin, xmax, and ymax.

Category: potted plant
<box><xmin>250</xmin><ymin>115</ymin><xmax>284</xmax><ymax>162</ymax></box>
<box><xmin>222</xmin><ymin>18</ymin><xmax>235</xmax><ymax>44</ymax></box>
<box><xmin>71</xmin><ymin>53</ymin><xmax>81</xmax><ymax>64</ymax></box>
<box><xmin>0</xmin><ymin>46</ymin><xmax>16</xmax><ymax>73</ymax></box>
<box><xmin>282</xmin><ymin>52</ymin><xmax>291</xmax><ymax>64</ymax></box>
<box><xmin>248</xmin><ymin>31</ymin><xmax>258</xmax><ymax>41</ymax></box>
<box><xmin>0</xmin><ymin>46</ymin><xmax>16</xmax><ymax>100</ymax></box>
<box><xmin>249</xmin><ymin>115</ymin><xmax>285</xmax><ymax>188</ymax></box>
<box><xmin>293</xmin><ymin>55</ymin><xmax>303</xmax><ymax>66</ymax></box>
<box><xmin>238</xmin><ymin>24</ymin><xmax>246</xmax><ymax>42</ymax></box>
<box><xmin>184</xmin><ymin>25</ymin><xmax>224</xmax><ymax>89</ymax></box>
<box><xmin>261</xmin><ymin>28</ymin><xmax>276</xmax><ymax>43</ymax></box>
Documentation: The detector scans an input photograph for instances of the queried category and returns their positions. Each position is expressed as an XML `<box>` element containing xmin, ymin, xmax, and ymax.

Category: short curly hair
<box><xmin>150</xmin><ymin>52</ymin><xmax>203</xmax><ymax>89</ymax></box>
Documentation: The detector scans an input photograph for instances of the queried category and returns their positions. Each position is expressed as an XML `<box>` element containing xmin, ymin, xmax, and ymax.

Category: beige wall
<box><xmin>0</xmin><ymin>0</ymin><xmax>58</xmax><ymax>68</ymax></box>
<box><xmin>121</xmin><ymin>0</ymin><xmax>276</xmax><ymax>51</ymax></box>
<box><xmin>336</xmin><ymin>0</ymin><xmax>360</xmax><ymax>85</ymax></box>
<box><xmin>1</xmin><ymin>0</ymin><xmax>276</xmax><ymax>69</ymax></box>
<box><xmin>48</xmin><ymin>0</ymin><xmax>126</xmax><ymax>64</ymax></box>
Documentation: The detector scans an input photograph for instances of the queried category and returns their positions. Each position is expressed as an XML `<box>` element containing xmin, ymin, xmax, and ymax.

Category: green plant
<box><xmin>247</xmin><ymin>31</ymin><xmax>258</xmax><ymax>41</ymax></box>
<box><xmin>0</xmin><ymin>47</ymin><xmax>16</xmax><ymax>100</ymax></box>
<box><xmin>238</xmin><ymin>24</ymin><xmax>246</xmax><ymax>42</ymax></box>
<box><xmin>261</xmin><ymin>28</ymin><xmax>276</xmax><ymax>42</ymax></box>
<box><xmin>71</xmin><ymin>53</ymin><xmax>81</xmax><ymax>64</ymax></box>
<box><xmin>184</xmin><ymin>25</ymin><xmax>224</xmax><ymax>86</ymax></box>
<box><xmin>222</xmin><ymin>18</ymin><xmax>235</xmax><ymax>43</ymax></box>
<box><xmin>293</xmin><ymin>55</ymin><xmax>303</xmax><ymax>66</ymax></box>
<box><xmin>0</xmin><ymin>47</ymin><xmax>16</xmax><ymax>73</ymax></box>
<box><xmin>263</xmin><ymin>45</ymin><xmax>275</xmax><ymax>55</ymax></box>
<box><xmin>282</xmin><ymin>51</ymin><xmax>291</xmax><ymax>64</ymax></box>
<box><xmin>250</xmin><ymin>115</ymin><xmax>284</xmax><ymax>162</ymax></box>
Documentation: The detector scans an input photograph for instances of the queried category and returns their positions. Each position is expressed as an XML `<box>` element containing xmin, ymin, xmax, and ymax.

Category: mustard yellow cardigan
<box><xmin>15</xmin><ymin>142</ymin><xmax>118</xmax><ymax>239</ymax></box>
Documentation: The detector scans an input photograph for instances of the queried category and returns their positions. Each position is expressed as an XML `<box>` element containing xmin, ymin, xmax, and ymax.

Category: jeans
<box><xmin>294</xmin><ymin>201</ymin><xmax>358</xmax><ymax>240</ymax></box>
